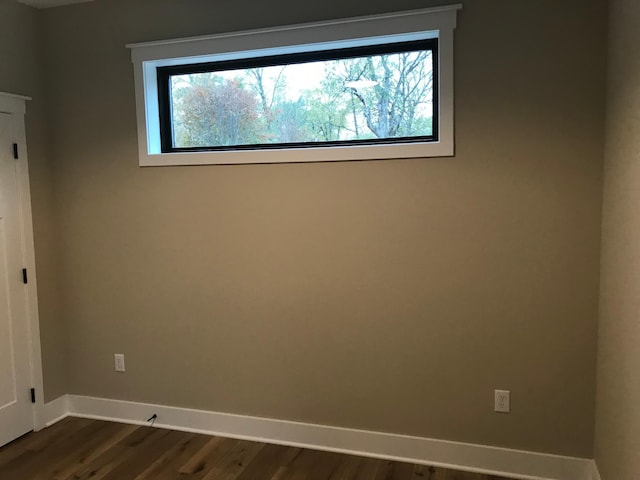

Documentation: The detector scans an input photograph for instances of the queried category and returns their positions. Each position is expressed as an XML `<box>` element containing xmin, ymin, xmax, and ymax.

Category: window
<box><xmin>129</xmin><ymin>5</ymin><xmax>461</xmax><ymax>166</ymax></box>
<box><xmin>158</xmin><ymin>39</ymin><xmax>438</xmax><ymax>152</ymax></box>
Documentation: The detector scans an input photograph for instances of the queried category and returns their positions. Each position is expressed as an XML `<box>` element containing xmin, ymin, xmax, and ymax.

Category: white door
<box><xmin>0</xmin><ymin>111</ymin><xmax>33</xmax><ymax>447</ymax></box>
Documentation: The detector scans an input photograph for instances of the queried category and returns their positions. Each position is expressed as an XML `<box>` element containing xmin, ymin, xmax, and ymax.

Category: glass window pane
<box><xmin>168</xmin><ymin>47</ymin><xmax>434</xmax><ymax>149</ymax></box>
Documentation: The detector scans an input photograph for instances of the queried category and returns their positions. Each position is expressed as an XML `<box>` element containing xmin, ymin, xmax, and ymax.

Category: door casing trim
<box><xmin>0</xmin><ymin>92</ymin><xmax>45</xmax><ymax>431</ymax></box>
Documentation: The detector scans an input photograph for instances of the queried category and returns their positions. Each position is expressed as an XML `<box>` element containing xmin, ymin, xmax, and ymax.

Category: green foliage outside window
<box><xmin>169</xmin><ymin>49</ymin><xmax>434</xmax><ymax>149</ymax></box>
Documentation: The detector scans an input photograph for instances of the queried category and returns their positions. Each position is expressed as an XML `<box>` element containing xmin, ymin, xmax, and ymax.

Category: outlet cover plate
<box><xmin>495</xmin><ymin>389</ymin><xmax>510</xmax><ymax>413</ymax></box>
<box><xmin>114</xmin><ymin>353</ymin><xmax>126</xmax><ymax>372</ymax></box>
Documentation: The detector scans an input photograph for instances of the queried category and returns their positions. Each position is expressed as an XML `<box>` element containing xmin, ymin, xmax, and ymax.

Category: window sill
<box><xmin>140</xmin><ymin>141</ymin><xmax>453</xmax><ymax>167</ymax></box>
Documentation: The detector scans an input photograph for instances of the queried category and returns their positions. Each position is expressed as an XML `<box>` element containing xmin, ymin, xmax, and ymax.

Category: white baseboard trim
<box><xmin>590</xmin><ymin>460</ymin><xmax>602</xmax><ymax>480</ymax></box>
<box><xmin>42</xmin><ymin>395</ymin><xmax>69</xmax><ymax>428</ymax></box>
<box><xmin>43</xmin><ymin>394</ymin><xmax>593</xmax><ymax>480</ymax></box>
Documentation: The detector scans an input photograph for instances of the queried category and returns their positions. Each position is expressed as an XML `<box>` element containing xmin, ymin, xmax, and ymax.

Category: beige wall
<box><xmin>594</xmin><ymin>0</ymin><xmax>640</xmax><ymax>478</ymax></box>
<box><xmin>0</xmin><ymin>0</ymin><xmax>67</xmax><ymax>402</ymax></box>
<box><xmin>39</xmin><ymin>0</ymin><xmax>606</xmax><ymax>456</ymax></box>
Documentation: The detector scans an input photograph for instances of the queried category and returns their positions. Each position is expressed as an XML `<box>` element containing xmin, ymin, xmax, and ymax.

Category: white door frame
<box><xmin>0</xmin><ymin>92</ymin><xmax>45</xmax><ymax>431</ymax></box>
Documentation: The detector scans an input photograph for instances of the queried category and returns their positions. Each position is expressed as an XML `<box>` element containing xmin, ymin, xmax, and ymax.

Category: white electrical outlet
<box><xmin>494</xmin><ymin>389</ymin><xmax>510</xmax><ymax>413</ymax></box>
<box><xmin>114</xmin><ymin>353</ymin><xmax>126</xmax><ymax>372</ymax></box>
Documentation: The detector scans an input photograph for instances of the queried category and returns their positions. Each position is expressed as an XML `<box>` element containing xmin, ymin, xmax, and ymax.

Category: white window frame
<box><xmin>128</xmin><ymin>5</ymin><xmax>461</xmax><ymax>167</ymax></box>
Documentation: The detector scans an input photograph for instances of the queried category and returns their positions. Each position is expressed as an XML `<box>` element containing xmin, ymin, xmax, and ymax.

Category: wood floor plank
<box><xmin>71</xmin><ymin>427</ymin><xmax>162</xmax><ymax>480</ymax></box>
<box><xmin>0</xmin><ymin>417</ymin><xmax>76</xmax><ymax>465</ymax></box>
<box><xmin>235</xmin><ymin>443</ymin><xmax>302</xmax><ymax>480</ymax></box>
<box><xmin>70</xmin><ymin>441</ymin><xmax>131</xmax><ymax>480</ymax></box>
<box><xmin>413</xmin><ymin>465</ymin><xmax>447</xmax><ymax>480</ymax></box>
<box><xmin>422</xmin><ymin>467</ymin><xmax>447</xmax><ymax>480</ymax></box>
<box><xmin>200</xmin><ymin>439</ymin><xmax>266</xmax><ymax>480</ymax></box>
<box><xmin>179</xmin><ymin>436</ymin><xmax>239</xmax><ymax>477</ymax></box>
<box><xmin>390</xmin><ymin>461</ymin><xmax>417</xmax><ymax>480</ymax></box>
<box><xmin>305</xmin><ymin>450</ymin><xmax>345</xmax><ymax>480</ymax></box>
<box><xmin>353</xmin><ymin>457</ymin><xmax>384</xmax><ymax>480</ymax></box>
<box><xmin>274</xmin><ymin>448</ymin><xmax>345</xmax><ymax>480</ymax></box>
<box><xmin>327</xmin><ymin>454</ymin><xmax>365</xmax><ymax>480</ymax></box>
<box><xmin>445</xmin><ymin>470</ymin><xmax>486</xmax><ymax>480</ymax></box>
<box><xmin>0</xmin><ymin>420</ymin><xmax>103</xmax><ymax>480</ymax></box>
<box><xmin>134</xmin><ymin>431</ymin><xmax>210</xmax><ymax>480</ymax></box>
<box><xmin>52</xmin><ymin>421</ymin><xmax>139</xmax><ymax>480</ymax></box>
<box><xmin>99</xmin><ymin>428</ymin><xmax>183</xmax><ymax>480</ymax></box>
<box><xmin>277</xmin><ymin>447</ymin><xmax>324</xmax><ymax>480</ymax></box>
<box><xmin>271</xmin><ymin>465</ymin><xmax>290</xmax><ymax>480</ymax></box>
<box><xmin>32</xmin><ymin>418</ymin><xmax>96</xmax><ymax>450</ymax></box>
<box><xmin>0</xmin><ymin>418</ymin><xmax>519</xmax><ymax>480</ymax></box>
<box><xmin>46</xmin><ymin>419</ymin><xmax>116</xmax><ymax>463</ymax></box>
<box><xmin>374</xmin><ymin>460</ymin><xmax>415</xmax><ymax>480</ymax></box>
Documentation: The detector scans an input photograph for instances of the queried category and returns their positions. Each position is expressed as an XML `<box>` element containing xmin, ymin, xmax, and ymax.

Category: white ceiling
<box><xmin>18</xmin><ymin>0</ymin><xmax>94</xmax><ymax>8</ymax></box>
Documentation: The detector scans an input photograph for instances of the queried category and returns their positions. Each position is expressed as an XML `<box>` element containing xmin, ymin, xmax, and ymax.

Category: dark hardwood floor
<box><xmin>0</xmin><ymin>417</ymin><xmax>514</xmax><ymax>480</ymax></box>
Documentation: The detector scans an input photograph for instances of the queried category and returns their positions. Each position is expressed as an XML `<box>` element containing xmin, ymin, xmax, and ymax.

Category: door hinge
<box><xmin>13</xmin><ymin>143</ymin><xmax>18</xmax><ymax>160</ymax></box>
<box><xmin>22</xmin><ymin>268</ymin><xmax>28</xmax><ymax>284</ymax></box>
<box><xmin>30</xmin><ymin>388</ymin><xmax>36</xmax><ymax>403</ymax></box>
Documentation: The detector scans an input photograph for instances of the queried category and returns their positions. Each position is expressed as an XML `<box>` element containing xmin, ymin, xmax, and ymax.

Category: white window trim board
<box><xmin>128</xmin><ymin>5</ymin><xmax>462</xmax><ymax>166</ymax></box>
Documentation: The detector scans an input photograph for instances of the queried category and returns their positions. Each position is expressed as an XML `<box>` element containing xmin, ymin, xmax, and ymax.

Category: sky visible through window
<box><xmin>169</xmin><ymin>48</ymin><xmax>434</xmax><ymax>149</ymax></box>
